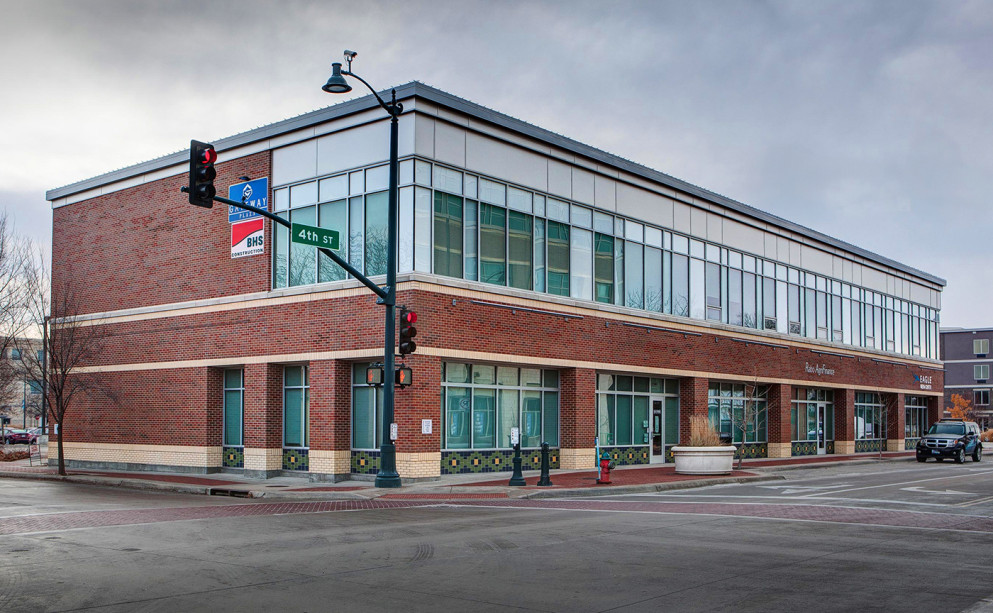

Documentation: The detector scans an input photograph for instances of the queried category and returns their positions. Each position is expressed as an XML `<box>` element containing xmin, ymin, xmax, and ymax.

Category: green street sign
<box><xmin>290</xmin><ymin>222</ymin><xmax>339</xmax><ymax>250</ymax></box>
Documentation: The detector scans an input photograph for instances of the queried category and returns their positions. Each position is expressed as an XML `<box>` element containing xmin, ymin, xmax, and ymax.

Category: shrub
<box><xmin>688</xmin><ymin>415</ymin><xmax>722</xmax><ymax>447</ymax></box>
<box><xmin>982</xmin><ymin>429</ymin><xmax>993</xmax><ymax>443</ymax></box>
<box><xmin>1</xmin><ymin>450</ymin><xmax>29</xmax><ymax>462</ymax></box>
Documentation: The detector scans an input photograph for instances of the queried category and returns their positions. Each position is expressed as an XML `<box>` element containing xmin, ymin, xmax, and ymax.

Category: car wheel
<box><xmin>974</xmin><ymin>446</ymin><xmax>982</xmax><ymax>462</ymax></box>
<box><xmin>955</xmin><ymin>449</ymin><xmax>965</xmax><ymax>464</ymax></box>
<box><xmin>916</xmin><ymin>456</ymin><xmax>927</xmax><ymax>463</ymax></box>
<box><xmin>936</xmin><ymin>457</ymin><xmax>944</xmax><ymax>462</ymax></box>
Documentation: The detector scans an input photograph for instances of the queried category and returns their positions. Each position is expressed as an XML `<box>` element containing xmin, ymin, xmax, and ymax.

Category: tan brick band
<box><xmin>57</xmin><ymin>442</ymin><xmax>222</xmax><ymax>467</ymax></box>
<box><xmin>886</xmin><ymin>439</ymin><xmax>906</xmax><ymax>452</ymax></box>
<box><xmin>244</xmin><ymin>447</ymin><xmax>282</xmax><ymax>472</ymax></box>
<box><xmin>560</xmin><ymin>448</ymin><xmax>596</xmax><ymax>470</ymax></box>
<box><xmin>767</xmin><ymin>442</ymin><xmax>791</xmax><ymax>458</ymax></box>
<box><xmin>835</xmin><ymin>441</ymin><xmax>856</xmax><ymax>454</ymax></box>
<box><xmin>309</xmin><ymin>450</ymin><xmax>351</xmax><ymax>475</ymax></box>
<box><xmin>397</xmin><ymin>452</ymin><xmax>442</xmax><ymax>478</ymax></box>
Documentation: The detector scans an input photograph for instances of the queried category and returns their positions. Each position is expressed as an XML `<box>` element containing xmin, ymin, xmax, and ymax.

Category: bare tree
<box><xmin>19</xmin><ymin>257</ymin><xmax>114</xmax><ymax>475</ymax></box>
<box><xmin>728</xmin><ymin>380</ymin><xmax>768</xmax><ymax>469</ymax></box>
<box><xmin>0</xmin><ymin>213</ymin><xmax>34</xmax><ymax>405</ymax></box>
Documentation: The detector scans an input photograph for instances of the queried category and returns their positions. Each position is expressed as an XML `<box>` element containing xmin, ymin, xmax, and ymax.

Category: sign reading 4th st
<box><xmin>291</xmin><ymin>222</ymin><xmax>339</xmax><ymax>250</ymax></box>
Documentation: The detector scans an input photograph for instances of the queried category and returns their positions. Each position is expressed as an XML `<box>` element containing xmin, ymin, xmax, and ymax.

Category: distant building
<box><xmin>941</xmin><ymin>327</ymin><xmax>992</xmax><ymax>428</ymax></box>
<box><xmin>0</xmin><ymin>339</ymin><xmax>44</xmax><ymax>431</ymax></box>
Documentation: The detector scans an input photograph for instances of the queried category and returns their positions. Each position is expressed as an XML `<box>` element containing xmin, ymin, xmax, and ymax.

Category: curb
<box><xmin>519</xmin><ymin>474</ymin><xmax>785</xmax><ymax>499</ymax></box>
<box><xmin>0</xmin><ymin>470</ymin><xmax>212</xmax><ymax>496</ymax></box>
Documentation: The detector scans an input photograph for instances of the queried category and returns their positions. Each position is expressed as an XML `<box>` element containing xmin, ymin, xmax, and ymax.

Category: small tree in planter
<box><xmin>672</xmin><ymin>415</ymin><xmax>737</xmax><ymax>475</ymax></box>
<box><xmin>727</xmin><ymin>383</ymin><xmax>767</xmax><ymax>469</ymax></box>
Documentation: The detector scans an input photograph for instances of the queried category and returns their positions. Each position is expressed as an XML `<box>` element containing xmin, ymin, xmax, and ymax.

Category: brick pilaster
<box><xmin>766</xmin><ymin>383</ymin><xmax>792</xmax><ymax>458</ymax></box>
<box><xmin>679</xmin><ymin>377</ymin><xmax>710</xmax><ymax>443</ymax></box>
<box><xmin>243</xmin><ymin>362</ymin><xmax>283</xmax><ymax>477</ymax></box>
<box><xmin>559</xmin><ymin>367</ymin><xmax>596</xmax><ymax>468</ymax></box>
<box><xmin>887</xmin><ymin>393</ymin><xmax>906</xmax><ymax>451</ymax></box>
<box><xmin>834</xmin><ymin>388</ymin><xmax>855</xmax><ymax>454</ymax></box>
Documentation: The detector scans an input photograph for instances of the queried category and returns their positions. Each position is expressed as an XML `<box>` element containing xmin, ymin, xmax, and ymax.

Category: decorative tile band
<box><xmin>351</xmin><ymin>450</ymin><xmax>380</xmax><ymax>474</ymax></box>
<box><xmin>736</xmin><ymin>443</ymin><xmax>768</xmax><ymax>459</ymax></box>
<box><xmin>282</xmin><ymin>448</ymin><xmax>309</xmax><ymax>471</ymax></box>
<box><xmin>600</xmin><ymin>446</ymin><xmax>650</xmax><ymax>466</ymax></box>
<box><xmin>855</xmin><ymin>439</ymin><xmax>885</xmax><ymax>453</ymax></box>
<box><xmin>905</xmin><ymin>437</ymin><xmax>920</xmax><ymax>450</ymax></box>
<box><xmin>791</xmin><ymin>441</ymin><xmax>836</xmax><ymax>456</ymax></box>
<box><xmin>440</xmin><ymin>448</ymin><xmax>561</xmax><ymax>475</ymax></box>
<box><xmin>222</xmin><ymin>446</ymin><xmax>244</xmax><ymax>468</ymax></box>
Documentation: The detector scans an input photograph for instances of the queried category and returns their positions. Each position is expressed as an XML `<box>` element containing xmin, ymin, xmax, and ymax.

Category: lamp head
<box><xmin>322</xmin><ymin>62</ymin><xmax>352</xmax><ymax>94</ymax></box>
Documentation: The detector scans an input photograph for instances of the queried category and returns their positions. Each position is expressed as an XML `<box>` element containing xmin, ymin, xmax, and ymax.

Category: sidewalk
<box><xmin>0</xmin><ymin>449</ymin><xmax>915</xmax><ymax>500</ymax></box>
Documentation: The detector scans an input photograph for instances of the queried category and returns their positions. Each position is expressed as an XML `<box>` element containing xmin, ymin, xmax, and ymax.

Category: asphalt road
<box><xmin>1</xmin><ymin>462</ymin><xmax>993</xmax><ymax>613</ymax></box>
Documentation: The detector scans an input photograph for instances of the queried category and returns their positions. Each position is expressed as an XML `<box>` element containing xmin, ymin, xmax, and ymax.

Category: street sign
<box><xmin>291</xmin><ymin>222</ymin><xmax>339</xmax><ymax>250</ymax></box>
<box><xmin>228</xmin><ymin>178</ymin><xmax>269</xmax><ymax>223</ymax></box>
<box><xmin>231</xmin><ymin>218</ymin><xmax>265</xmax><ymax>258</ymax></box>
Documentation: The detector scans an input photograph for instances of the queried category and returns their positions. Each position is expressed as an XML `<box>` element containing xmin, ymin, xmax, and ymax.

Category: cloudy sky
<box><xmin>2</xmin><ymin>0</ymin><xmax>991</xmax><ymax>326</ymax></box>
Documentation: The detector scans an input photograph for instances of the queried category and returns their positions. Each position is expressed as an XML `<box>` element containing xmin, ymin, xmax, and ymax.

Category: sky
<box><xmin>1</xmin><ymin>0</ymin><xmax>991</xmax><ymax>327</ymax></box>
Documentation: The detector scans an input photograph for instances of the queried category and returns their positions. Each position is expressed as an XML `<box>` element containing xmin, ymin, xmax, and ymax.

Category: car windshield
<box><xmin>928</xmin><ymin>423</ymin><xmax>966</xmax><ymax>435</ymax></box>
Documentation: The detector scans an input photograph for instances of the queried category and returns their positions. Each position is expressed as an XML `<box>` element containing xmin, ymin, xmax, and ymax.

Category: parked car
<box><xmin>5</xmin><ymin>430</ymin><xmax>38</xmax><ymax>445</ymax></box>
<box><xmin>916</xmin><ymin>420</ymin><xmax>983</xmax><ymax>463</ymax></box>
<box><xmin>3</xmin><ymin>429</ymin><xmax>27</xmax><ymax>444</ymax></box>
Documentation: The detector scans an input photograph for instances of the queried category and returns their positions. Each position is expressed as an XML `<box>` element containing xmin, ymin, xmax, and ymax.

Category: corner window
<box><xmin>223</xmin><ymin>369</ymin><xmax>244</xmax><ymax>447</ymax></box>
<box><xmin>283</xmin><ymin>365</ymin><xmax>309</xmax><ymax>448</ymax></box>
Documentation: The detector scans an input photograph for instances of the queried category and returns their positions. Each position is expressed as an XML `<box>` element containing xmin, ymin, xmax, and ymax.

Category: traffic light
<box><xmin>398</xmin><ymin>307</ymin><xmax>417</xmax><ymax>355</ymax></box>
<box><xmin>187</xmin><ymin>139</ymin><xmax>217</xmax><ymax>208</ymax></box>
<box><xmin>395</xmin><ymin>366</ymin><xmax>413</xmax><ymax>387</ymax></box>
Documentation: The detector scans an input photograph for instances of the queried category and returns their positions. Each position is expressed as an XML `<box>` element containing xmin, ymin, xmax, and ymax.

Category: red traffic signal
<box><xmin>187</xmin><ymin>140</ymin><xmax>217</xmax><ymax>208</ymax></box>
<box><xmin>398</xmin><ymin>307</ymin><xmax>417</xmax><ymax>355</ymax></box>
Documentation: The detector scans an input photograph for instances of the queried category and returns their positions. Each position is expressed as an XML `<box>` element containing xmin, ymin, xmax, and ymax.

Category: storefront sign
<box><xmin>805</xmin><ymin>362</ymin><xmax>835</xmax><ymax>376</ymax></box>
<box><xmin>914</xmin><ymin>374</ymin><xmax>933</xmax><ymax>390</ymax></box>
<box><xmin>228</xmin><ymin>178</ymin><xmax>269</xmax><ymax>223</ymax></box>
<box><xmin>231</xmin><ymin>218</ymin><xmax>265</xmax><ymax>258</ymax></box>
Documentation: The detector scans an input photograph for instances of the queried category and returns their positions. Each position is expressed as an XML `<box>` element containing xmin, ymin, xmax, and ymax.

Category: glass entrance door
<box><xmin>816</xmin><ymin>403</ymin><xmax>827</xmax><ymax>455</ymax></box>
<box><xmin>650</xmin><ymin>397</ymin><xmax>664</xmax><ymax>463</ymax></box>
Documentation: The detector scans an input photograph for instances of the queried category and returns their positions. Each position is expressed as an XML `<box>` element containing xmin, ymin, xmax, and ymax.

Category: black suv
<box><xmin>916</xmin><ymin>420</ymin><xmax>983</xmax><ymax>463</ymax></box>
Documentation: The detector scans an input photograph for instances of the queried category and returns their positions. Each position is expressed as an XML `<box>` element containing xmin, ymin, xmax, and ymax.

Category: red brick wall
<box><xmin>52</xmin><ymin>151</ymin><xmax>271</xmax><ymax>315</ymax></box>
<box><xmin>888</xmin><ymin>393</ymin><xmax>907</xmax><ymax>440</ymax></box>
<box><xmin>834</xmin><ymin>388</ymin><xmax>856</xmax><ymax>442</ymax></box>
<box><xmin>394</xmin><ymin>354</ymin><xmax>441</xmax><ymax>454</ymax></box>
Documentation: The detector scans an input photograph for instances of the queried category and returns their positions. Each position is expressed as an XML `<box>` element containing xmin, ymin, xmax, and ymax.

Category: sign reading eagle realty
<box><xmin>231</xmin><ymin>218</ymin><xmax>265</xmax><ymax>258</ymax></box>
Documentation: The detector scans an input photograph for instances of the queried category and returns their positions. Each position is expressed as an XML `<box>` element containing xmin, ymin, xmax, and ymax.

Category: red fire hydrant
<box><xmin>596</xmin><ymin>451</ymin><xmax>614</xmax><ymax>484</ymax></box>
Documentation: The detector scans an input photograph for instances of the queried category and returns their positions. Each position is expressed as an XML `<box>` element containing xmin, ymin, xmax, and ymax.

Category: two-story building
<box><xmin>45</xmin><ymin>82</ymin><xmax>945</xmax><ymax>479</ymax></box>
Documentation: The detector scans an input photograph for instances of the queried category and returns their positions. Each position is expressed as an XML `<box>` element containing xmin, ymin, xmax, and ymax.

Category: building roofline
<box><xmin>46</xmin><ymin>81</ymin><xmax>946</xmax><ymax>287</ymax></box>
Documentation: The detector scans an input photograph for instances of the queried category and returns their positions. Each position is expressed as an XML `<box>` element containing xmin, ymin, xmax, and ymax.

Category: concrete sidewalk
<box><xmin>0</xmin><ymin>449</ymin><xmax>916</xmax><ymax>500</ymax></box>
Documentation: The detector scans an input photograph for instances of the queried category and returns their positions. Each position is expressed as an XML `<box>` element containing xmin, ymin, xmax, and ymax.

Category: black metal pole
<box><xmin>41</xmin><ymin>316</ymin><xmax>48</xmax><ymax>437</ymax></box>
<box><xmin>375</xmin><ymin>90</ymin><xmax>401</xmax><ymax>488</ymax></box>
<box><xmin>508</xmin><ymin>442</ymin><xmax>525</xmax><ymax>486</ymax></box>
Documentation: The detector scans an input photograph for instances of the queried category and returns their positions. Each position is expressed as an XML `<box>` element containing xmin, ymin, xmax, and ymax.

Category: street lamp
<box><xmin>322</xmin><ymin>50</ymin><xmax>403</xmax><ymax>488</ymax></box>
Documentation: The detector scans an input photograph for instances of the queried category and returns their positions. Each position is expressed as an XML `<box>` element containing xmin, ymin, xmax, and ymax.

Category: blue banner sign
<box><xmin>227</xmin><ymin>178</ymin><xmax>269</xmax><ymax>223</ymax></box>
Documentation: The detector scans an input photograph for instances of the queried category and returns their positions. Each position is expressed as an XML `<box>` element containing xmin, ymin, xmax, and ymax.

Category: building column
<box><xmin>928</xmin><ymin>395</ymin><xmax>943</xmax><ymax>428</ymax></box>
<box><xmin>559</xmin><ymin>367</ymin><xmax>596</xmax><ymax>469</ymax></box>
<box><xmin>395</xmin><ymin>354</ymin><xmax>442</xmax><ymax>480</ymax></box>
<box><xmin>887</xmin><ymin>393</ymin><xmax>906</xmax><ymax>451</ymax></box>
<box><xmin>766</xmin><ymin>383</ymin><xmax>792</xmax><ymax>458</ymax></box>
<box><xmin>679</xmin><ymin>377</ymin><xmax>710</xmax><ymax>443</ymax></box>
<box><xmin>243</xmin><ymin>363</ymin><xmax>283</xmax><ymax>478</ymax></box>
<box><xmin>205</xmin><ymin>367</ymin><xmax>224</xmax><ymax>471</ymax></box>
<box><xmin>834</xmin><ymin>388</ymin><xmax>856</xmax><ymax>454</ymax></box>
<box><xmin>308</xmin><ymin>360</ymin><xmax>351</xmax><ymax>481</ymax></box>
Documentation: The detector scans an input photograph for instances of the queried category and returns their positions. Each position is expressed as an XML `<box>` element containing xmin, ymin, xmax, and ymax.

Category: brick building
<box><xmin>941</xmin><ymin>327</ymin><xmax>992</xmax><ymax>428</ymax></box>
<box><xmin>46</xmin><ymin>82</ymin><xmax>945</xmax><ymax>479</ymax></box>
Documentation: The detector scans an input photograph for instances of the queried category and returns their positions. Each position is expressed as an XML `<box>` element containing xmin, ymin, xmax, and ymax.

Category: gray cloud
<box><xmin>2</xmin><ymin>0</ymin><xmax>990</xmax><ymax>325</ymax></box>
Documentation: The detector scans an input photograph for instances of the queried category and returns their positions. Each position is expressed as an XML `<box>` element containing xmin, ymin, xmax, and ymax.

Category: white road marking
<box><xmin>899</xmin><ymin>486</ymin><xmax>970</xmax><ymax>495</ymax></box>
<box><xmin>801</xmin><ymin>469</ymin><xmax>993</xmax><ymax>497</ymax></box>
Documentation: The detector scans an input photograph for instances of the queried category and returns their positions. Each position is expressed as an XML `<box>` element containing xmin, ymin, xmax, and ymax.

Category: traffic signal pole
<box><xmin>201</xmin><ymin>91</ymin><xmax>403</xmax><ymax>488</ymax></box>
